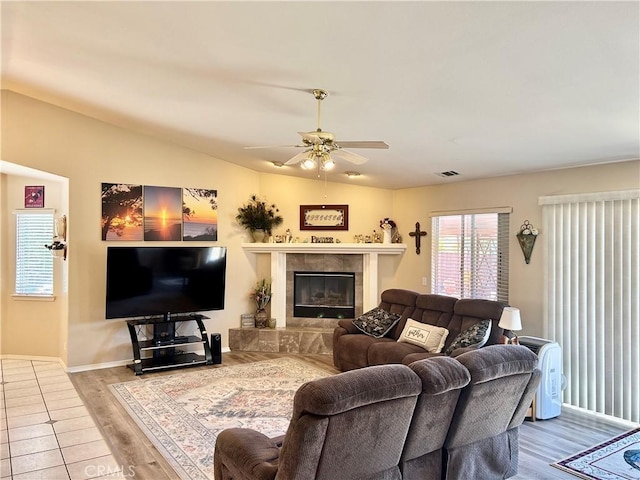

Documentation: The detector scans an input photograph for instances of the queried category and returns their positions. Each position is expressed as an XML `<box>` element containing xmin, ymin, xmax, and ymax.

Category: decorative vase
<box><xmin>267</xmin><ymin>318</ymin><xmax>277</xmax><ymax>329</ymax></box>
<box><xmin>251</xmin><ymin>230</ymin><xmax>269</xmax><ymax>243</ymax></box>
<box><xmin>383</xmin><ymin>229</ymin><xmax>392</xmax><ymax>244</ymax></box>
<box><xmin>254</xmin><ymin>309</ymin><xmax>268</xmax><ymax>328</ymax></box>
<box><xmin>516</xmin><ymin>233</ymin><xmax>537</xmax><ymax>264</ymax></box>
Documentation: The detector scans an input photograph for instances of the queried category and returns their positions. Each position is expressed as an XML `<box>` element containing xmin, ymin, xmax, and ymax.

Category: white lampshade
<box><xmin>498</xmin><ymin>307</ymin><xmax>522</xmax><ymax>331</ymax></box>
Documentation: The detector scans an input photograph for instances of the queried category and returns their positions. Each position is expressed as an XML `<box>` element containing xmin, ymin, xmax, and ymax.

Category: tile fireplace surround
<box><xmin>242</xmin><ymin>243</ymin><xmax>407</xmax><ymax>329</ymax></box>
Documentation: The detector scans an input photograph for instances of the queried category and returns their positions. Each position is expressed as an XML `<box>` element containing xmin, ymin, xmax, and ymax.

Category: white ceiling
<box><xmin>2</xmin><ymin>1</ymin><xmax>638</xmax><ymax>189</ymax></box>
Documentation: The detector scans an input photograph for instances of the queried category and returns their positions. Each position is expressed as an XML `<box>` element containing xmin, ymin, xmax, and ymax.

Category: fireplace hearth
<box><xmin>293</xmin><ymin>271</ymin><xmax>355</xmax><ymax>319</ymax></box>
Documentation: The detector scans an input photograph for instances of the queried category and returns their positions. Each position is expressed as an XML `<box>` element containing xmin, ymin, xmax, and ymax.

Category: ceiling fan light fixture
<box><xmin>245</xmin><ymin>88</ymin><xmax>387</xmax><ymax>176</ymax></box>
<box><xmin>301</xmin><ymin>157</ymin><xmax>317</xmax><ymax>170</ymax></box>
<box><xmin>321</xmin><ymin>154</ymin><xmax>335</xmax><ymax>171</ymax></box>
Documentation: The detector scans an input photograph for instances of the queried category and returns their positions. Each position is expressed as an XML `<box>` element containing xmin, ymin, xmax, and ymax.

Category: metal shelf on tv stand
<box><xmin>126</xmin><ymin>314</ymin><xmax>213</xmax><ymax>375</ymax></box>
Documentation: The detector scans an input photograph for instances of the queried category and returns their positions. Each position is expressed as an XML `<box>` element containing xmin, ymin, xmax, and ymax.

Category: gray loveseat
<box><xmin>333</xmin><ymin>288</ymin><xmax>506</xmax><ymax>371</ymax></box>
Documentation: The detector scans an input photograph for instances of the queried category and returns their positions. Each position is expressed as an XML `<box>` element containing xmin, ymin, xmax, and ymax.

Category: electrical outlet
<box><xmin>421</xmin><ymin>277</ymin><xmax>427</xmax><ymax>286</ymax></box>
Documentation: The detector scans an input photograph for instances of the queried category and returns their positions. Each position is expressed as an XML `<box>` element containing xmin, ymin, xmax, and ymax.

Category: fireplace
<box><xmin>293</xmin><ymin>271</ymin><xmax>355</xmax><ymax>319</ymax></box>
<box><xmin>242</xmin><ymin>244</ymin><xmax>406</xmax><ymax>328</ymax></box>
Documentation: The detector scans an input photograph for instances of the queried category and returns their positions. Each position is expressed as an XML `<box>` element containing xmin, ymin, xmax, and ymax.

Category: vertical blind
<box><xmin>541</xmin><ymin>190</ymin><xmax>640</xmax><ymax>423</ymax></box>
<box><xmin>15</xmin><ymin>210</ymin><xmax>54</xmax><ymax>295</ymax></box>
<box><xmin>431</xmin><ymin>212</ymin><xmax>510</xmax><ymax>303</ymax></box>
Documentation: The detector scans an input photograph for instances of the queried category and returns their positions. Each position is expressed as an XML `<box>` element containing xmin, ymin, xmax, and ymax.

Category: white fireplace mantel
<box><xmin>242</xmin><ymin>243</ymin><xmax>407</xmax><ymax>327</ymax></box>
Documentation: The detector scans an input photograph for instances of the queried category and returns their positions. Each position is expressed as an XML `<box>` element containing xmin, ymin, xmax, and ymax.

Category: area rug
<box><xmin>551</xmin><ymin>427</ymin><xmax>640</xmax><ymax>479</ymax></box>
<box><xmin>109</xmin><ymin>358</ymin><xmax>332</xmax><ymax>480</ymax></box>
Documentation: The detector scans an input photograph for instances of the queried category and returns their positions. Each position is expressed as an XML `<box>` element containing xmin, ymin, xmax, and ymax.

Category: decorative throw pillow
<box><xmin>352</xmin><ymin>307</ymin><xmax>401</xmax><ymax>338</ymax></box>
<box><xmin>397</xmin><ymin>319</ymin><xmax>449</xmax><ymax>353</ymax></box>
<box><xmin>444</xmin><ymin>319</ymin><xmax>492</xmax><ymax>355</ymax></box>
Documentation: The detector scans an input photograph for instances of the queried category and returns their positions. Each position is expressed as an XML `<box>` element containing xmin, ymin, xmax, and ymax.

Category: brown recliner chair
<box><xmin>213</xmin><ymin>364</ymin><xmax>422</xmax><ymax>480</ymax></box>
<box><xmin>443</xmin><ymin>345</ymin><xmax>541</xmax><ymax>480</ymax></box>
<box><xmin>400</xmin><ymin>356</ymin><xmax>471</xmax><ymax>480</ymax></box>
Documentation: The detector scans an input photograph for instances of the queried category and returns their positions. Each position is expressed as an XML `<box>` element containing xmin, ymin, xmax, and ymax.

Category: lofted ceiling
<box><xmin>1</xmin><ymin>1</ymin><xmax>638</xmax><ymax>189</ymax></box>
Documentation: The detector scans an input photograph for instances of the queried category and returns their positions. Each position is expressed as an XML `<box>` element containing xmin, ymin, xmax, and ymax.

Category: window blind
<box><xmin>15</xmin><ymin>210</ymin><xmax>54</xmax><ymax>295</ymax></box>
<box><xmin>431</xmin><ymin>212</ymin><xmax>509</xmax><ymax>303</ymax></box>
<box><xmin>542</xmin><ymin>190</ymin><xmax>640</xmax><ymax>423</ymax></box>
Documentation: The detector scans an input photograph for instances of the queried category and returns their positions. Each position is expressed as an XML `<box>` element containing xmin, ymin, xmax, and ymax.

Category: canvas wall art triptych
<box><xmin>101</xmin><ymin>183</ymin><xmax>218</xmax><ymax>242</ymax></box>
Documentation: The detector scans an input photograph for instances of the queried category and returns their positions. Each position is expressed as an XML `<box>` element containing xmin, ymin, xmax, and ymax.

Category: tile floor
<box><xmin>1</xmin><ymin>359</ymin><xmax>125</xmax><ymax>479</ymax></box>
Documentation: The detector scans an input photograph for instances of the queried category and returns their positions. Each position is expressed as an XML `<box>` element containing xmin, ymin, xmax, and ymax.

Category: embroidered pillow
<box><xmin>397</xmin><ymin>319</ymin><xmax>449</xmax><ymax>353</ymax></box>
<box><xmin>444</xmin><ymin>319</ymin><xmax>492</xmax><ymax>355</ymax></box>
<box><xmin>352</xmin><ymin>308</ymin><xmax>401</xmax><ymax>338</ymax></box>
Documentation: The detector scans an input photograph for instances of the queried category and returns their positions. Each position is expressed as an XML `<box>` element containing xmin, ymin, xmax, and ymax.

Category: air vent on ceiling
<box><xmin>435</xmin><ymin>170</ymin><xmax>460</xmax><ymax>178</ymax></box>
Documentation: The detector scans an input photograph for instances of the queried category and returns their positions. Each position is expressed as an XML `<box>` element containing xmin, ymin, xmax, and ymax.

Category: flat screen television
<box><xmin>105</xmin><ymin>246</ymin><xmax>226</xmax><ymax>320</ymax></box>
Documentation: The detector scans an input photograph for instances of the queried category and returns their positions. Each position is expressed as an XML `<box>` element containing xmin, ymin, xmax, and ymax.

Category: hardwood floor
<box><xmin>69</xmin><ymin>352</ymin><xmax>633</xmax><ymax>480</ymax></box>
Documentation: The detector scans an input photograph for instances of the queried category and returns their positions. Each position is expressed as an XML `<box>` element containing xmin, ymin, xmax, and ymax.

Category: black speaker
<box><xmin>210</xmin><ymin>333</ymin><xmax>222</xmax><ymax>365</ymax></box>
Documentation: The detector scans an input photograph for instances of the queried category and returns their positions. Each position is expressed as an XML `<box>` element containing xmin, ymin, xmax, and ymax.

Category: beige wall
<box><xmin>0</xmin><ymin>173</ymin><xmax>68</xmax><ymax>359</ymax></box>
<box><xmin>391</xmin><ymin>161</ymin><xmax>640</xmax><ymax>338</ymax></box>
<box><xmin>1</xmin><ymin>90</ymin><xmax>638</xmax><ymax>368</ymax></box>
<box><xmin>0</xmin><ymin>91</ymin><xmax>400</xmax><ymax>368</ymax></box>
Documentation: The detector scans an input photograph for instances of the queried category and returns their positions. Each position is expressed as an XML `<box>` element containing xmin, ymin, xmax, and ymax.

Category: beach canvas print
<box><xmin>143</xmin><ymin>186</ymin><xmax>183</xmax><ymax>241</ymax></box>
<box><xmin>183</xmin><ymin>188</ymin><xmax>218</xmax><ymax>241</ymax></box>
<box><xmin>101</xmin><ymin>183</ymin><xmax>143</xmax><ymax>241</ymax></box>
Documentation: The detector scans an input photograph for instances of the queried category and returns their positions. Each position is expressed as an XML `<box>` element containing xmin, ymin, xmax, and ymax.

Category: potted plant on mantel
<box><xmin>236</xmin><ymin>194</ymin><xmax>284</xmax><ymax>242</ymax></box>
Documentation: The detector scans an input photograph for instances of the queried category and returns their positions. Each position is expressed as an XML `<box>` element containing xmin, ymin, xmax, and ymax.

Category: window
<box><xmin>431</xmin><ymin>212</ymin><xmax>509</xmax><ymax>303</ymax></box>
<box><xmin>14</xmin><ymin>210</ymin><xmax>54</xmax><ymax>296</ymax></box>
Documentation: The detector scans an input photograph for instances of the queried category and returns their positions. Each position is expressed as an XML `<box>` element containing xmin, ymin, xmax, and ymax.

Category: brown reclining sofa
<box><xmin>333</xmin><ymin>288</ymin><xmax>507</xmax><ymax>371</ymax></box>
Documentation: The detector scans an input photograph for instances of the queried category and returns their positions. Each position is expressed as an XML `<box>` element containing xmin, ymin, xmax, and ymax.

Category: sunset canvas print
<box><xmin>143</xmin><ymin>186</ymin><xmax>182</xmax><ymax>241</ymax></box>
<box><xmin>183</xmin><ymin>188</ymin><xmax>218</xmax><ymax>241</ymax></box>
<box><xmin>101</xmin><ymin>183</ymin><xmax>143</xmax><ymax>241</ymax></box>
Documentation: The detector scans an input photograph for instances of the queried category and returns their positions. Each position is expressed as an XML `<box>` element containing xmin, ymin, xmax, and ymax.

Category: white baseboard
<box><xmin>0</xmin><ymin>354</ymin><xmax>65</xmax><ymax>369</ymax></box>
<box><xmin>4</xmin><ymin>347</ymin><xmax>233</xmax><ymax>374</ymax></box>
<box><xmin>66</xmin><ymin>347</ymin><xmax>231</xmax><ymax>373</ymax></box>
<box><xmin>66</xmin><ymin>359</ymin><xmax>131</xmax><ymax>373</ymax></box>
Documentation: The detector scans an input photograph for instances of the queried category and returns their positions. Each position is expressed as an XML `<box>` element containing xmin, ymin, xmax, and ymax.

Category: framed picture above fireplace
<box><xmin>300</xmin><ymin>204</ymin><xmax>349</xmax><ymax>231</ymax></box>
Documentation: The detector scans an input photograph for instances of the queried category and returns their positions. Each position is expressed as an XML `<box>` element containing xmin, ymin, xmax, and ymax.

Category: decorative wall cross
<box><xmin>409</xmin><ymin>222</ymin><xmax>427</xmax><ymax>254</ymax></box>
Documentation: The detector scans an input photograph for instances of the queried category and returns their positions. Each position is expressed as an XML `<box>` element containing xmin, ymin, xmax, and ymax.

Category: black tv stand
<box><xmin>126</xmin><ymin>314</ymin><xmax>213</xmax><ymax>375</ymax></box>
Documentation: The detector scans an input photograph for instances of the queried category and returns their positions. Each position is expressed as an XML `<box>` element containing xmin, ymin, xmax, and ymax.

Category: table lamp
<box><xmin>498</xmin><ymin>307</ymin><xmax>522</xmax><ymax>344</ymax></box>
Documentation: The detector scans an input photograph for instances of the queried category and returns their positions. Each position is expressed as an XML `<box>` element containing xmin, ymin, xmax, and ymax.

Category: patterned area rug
<box><xmin>109</xmin><ymin>358</ymin><xmax>332</xmax><ymax>480</ymax></box>
<box><xmin>552</xmin><ymin>427</ymin><xmax>640</xmax><ymax>479</ymax></box>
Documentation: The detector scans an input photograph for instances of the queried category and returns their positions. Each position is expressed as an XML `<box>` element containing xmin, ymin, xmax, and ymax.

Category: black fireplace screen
<box><xmin>293</xmin><ymin>272</ymin><xmax>355</xmax><ymax>319</ymax></box>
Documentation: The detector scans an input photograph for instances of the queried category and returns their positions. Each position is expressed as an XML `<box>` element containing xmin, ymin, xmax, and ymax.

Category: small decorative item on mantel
<box><xmin>250</xmin><ymin>278</ymin><xmax>272</xmax><ymax>328</ymax></box>
<box><xmin>240</xmin><ymin>313</ymin><xmax>255</xmax><ymax>328</ymax></box>
<box><xmin>236</xmin><ymin>195</ymin><xmax>283</xmax><ymax>242</ymax></box>
<box><xmin>379</xmin><ymin>218</ymin><xmax>397</xmax><ymax>244</ymax></box>
<box><xmin>516</xmin><ymin>220</ymin><xmax>539</xmax><ymax>264</ymax></box>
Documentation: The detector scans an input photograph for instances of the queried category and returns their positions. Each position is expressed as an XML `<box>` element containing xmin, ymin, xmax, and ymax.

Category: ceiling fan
<box><xmin>245</xmin><ymin>89</ymin><xmax>389</xmax><ymax>171</ymax></box>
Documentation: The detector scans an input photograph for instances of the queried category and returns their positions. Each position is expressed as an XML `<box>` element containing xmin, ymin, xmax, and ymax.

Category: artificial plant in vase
<box><xmin>250</xmin><ymin>278</ymin><xmax>272</xmax><ymax>328</ymax></box>
<box><xmin>236</xmin><ymin>194</ymin><xmax>283</xmax><ymax>242</ymax></box>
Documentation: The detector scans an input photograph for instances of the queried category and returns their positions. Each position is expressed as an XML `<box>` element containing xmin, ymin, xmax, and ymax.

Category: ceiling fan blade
<box><xmin>284</xmin><ymin>151</ymin><xmax>311</xmax><ymax>166</ymax></box>
<box><xmin>335</xmin><ymin>141</ymin><xmax>389</xmax><ymax>149</ymax></box>
<box><xmin>244</xmin><ymin>144</ymin><xmax>303</xmax><ymax>149</ymax></box>
<box><xmin>331</xmin><ymin>149</ymin><xmax>369</xmax><ymax>165</ymax></box>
